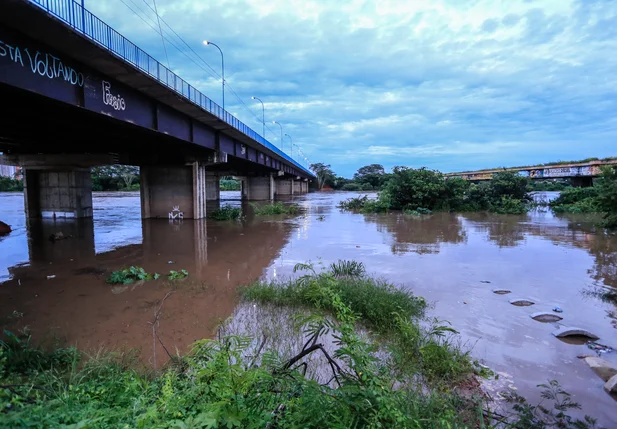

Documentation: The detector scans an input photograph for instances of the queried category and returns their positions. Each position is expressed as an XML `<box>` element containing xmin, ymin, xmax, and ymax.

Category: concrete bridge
<box><xmin>0</xmin><ymin>0</ymin><xmax>313</xmax><ymax>220</ymax></box>
<box><xmin>445</xmin><ymin>159</ymin><xmax>617</xmax><ymax>187</ymax></box>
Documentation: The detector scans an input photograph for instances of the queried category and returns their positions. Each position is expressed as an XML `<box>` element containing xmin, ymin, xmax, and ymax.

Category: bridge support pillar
<box><xmin>293</xmin><ymin>179</ymin><xmax>302</xmax><ymax>194</ymax></box>
<box><xmin>23</xmin><ymin>168</ymin><xmax>93</xmax><ymax>219</ymax></box>
<box><xmin>140</xmin><ymin>162</ymin><xmax>206</xmax><ymax>219</ymax></box>
<box><xmin>571</xmin><ymin>177</ymin><xmax>593</xmax><ymax>188</ymax></box>
<box><xmin>206</xmin><ymin>172</ymin><xmax>220</xmax><ymax>201</ymax></box>
<box><xmin>243</xmin><ymin>176</ymin><xmax>273</xmax><ymax>201</ymax></box>
<box><xmin>275</xmin><ymin>178</ymin><xmax>293</xmax><ymax>196</ymax></box>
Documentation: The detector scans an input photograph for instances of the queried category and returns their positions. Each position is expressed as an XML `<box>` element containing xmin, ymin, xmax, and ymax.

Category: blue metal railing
<box><xmin>28</xmin><ymin>0</ymin><xmax>312</xmax><ymax>176</ymax></box>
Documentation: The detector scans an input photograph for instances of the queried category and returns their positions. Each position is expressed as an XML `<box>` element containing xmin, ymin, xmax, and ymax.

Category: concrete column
<box><xmin>293</xmin><ymin>180</ymin><xmax>302</xmax><ymax>194</ymax></box>
<box><xmin>140</xmin><ymin>162</ymin><xmax>207</xmax><ymax>219</ymax></box>
<box><xmin>291</xmin><ymin>178</ymin><xmax>295</xmax><ymax>195</ymax></box>
<box><xmin>245</xmin><ymin>176</ymin><xmax>272</xmax><ymax>201</ymax></box>
<box><xmin>276</xmin><ymin>179</ymin><xmax>293</xmax><ymax>196</ymax></box>
<box><xmin>270</xmin><ymin>174</ymin><xmax>275</xmax><ymax>200</ymax></box>
<box><xmin>23</xmin><ymin>168</ymin><xmax>93</xmax><ymax>218</ymax></box>
<box><xmin>206</xmin><ymin>171</ymin><xmax>220</xmax><ymax>201</ymax></box>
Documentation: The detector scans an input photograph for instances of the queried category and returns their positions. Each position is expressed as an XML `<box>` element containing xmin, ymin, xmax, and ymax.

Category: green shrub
<box><xmin>596</xmin><ymin>166</ymin><xmax>617</xmax><ymax>228</ymax></box>
<box><xmin>549</xmin><ymin>187</ymin><xmax>600</xmax><ymax>214</ymax></box>
<box><xmin>341</xmin><ymin>183</ymin><xmax>361</xmax><ymax>191</ymax></box>
<box><xmin>0</xmin><ymin>176</ymin><xmax>23</xmax><ymax>192</ymax></box>
<box><xmin>209</xmin><ymin>205</ymin><xmax>242</xmax><ymax>220</ymax></box>
<box><xmin>338</xmin><ymin>195</ymin><xmax>369</xmax><ymax>210</ymax></box>
<box><xmin>107</xmin><ymin>266</ymin><xmax>160</xmax><ymax>284</ymax></box>
<box><xmin>492</xmin><ymin>195</ymin><xmax>529</xmax><ymax>214</ymax></box>
<box><xmin>220</xmin><ymin>179</ymin><xmax>241</xmax><ymax>191</ymax></box>
<box><xmin>251</xmin><ymin>202</ymin><xmax>300</xmax><ymax>215</ymax></box>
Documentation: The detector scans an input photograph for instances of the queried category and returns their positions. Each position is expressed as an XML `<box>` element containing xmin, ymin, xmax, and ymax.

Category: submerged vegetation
<box><xmin>339</xmin><ymin>169</ymin><xmax>531</xmax><ymax>215</ymax></box>
<box><xmin>1</xmin><ymin>261</ymin><xmax>601</xmax><ymax>428</ymax></box>
<box><xmin>251</xmin><ymin>201</ymin><xmax>300</xmax><ymax>216</ymax></box>
<box><xmin>549</xmin><ymin>166</ymin><xmax>617</xmax><ymax>228</ymax></box>
<box><xmin>209</xmin><ymin>204</ymin><xmax>242</xmax><ymax>221</ymax></box>
<box><xmin>106</xmin><ymin>266</ymin><xmax>160</xmax><ymax>284</ymax></box>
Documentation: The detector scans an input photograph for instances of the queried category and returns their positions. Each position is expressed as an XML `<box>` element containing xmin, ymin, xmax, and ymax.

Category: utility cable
<box><xmin>151</xmin><ymin>0</ymin><xmax>170</xmax><ymax>69</ymax></box>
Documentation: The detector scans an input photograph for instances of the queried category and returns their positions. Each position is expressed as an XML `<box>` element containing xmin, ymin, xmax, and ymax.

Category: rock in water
<box><xmin>583</xmin><ymin>357</ymin><xmax>617</xmax><ymax>382</ymax></box>
<box><xmin>552</xmin><ymin>326</ymin><xmax>600</xmax><ymax>341</ymax></box>
<box><xmin>605</xmin><ymin>374</ymin><xmax>617</xmax><ymax>394</ymax></box>
<box><xmin>509</xmin><ymin>299</ymin><xmax>535</xmax><ymax>306</ymax></box>
<box><xmin>0</xmin><ymin>221</ymin><xmax>11</xmax><ymax>235</ymax></box>
<box><xmin>493</xmin><ymin>289</ymin><xmax>511</xmax><ymax>295</ymax></box>
<box><xmin>530</xmin><ymin>312</ymin><xmax>563</xmax><ymax>322</ymax></box>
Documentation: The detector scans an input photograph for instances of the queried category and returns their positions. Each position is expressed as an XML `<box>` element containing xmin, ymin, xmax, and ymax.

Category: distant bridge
<box><xmin>445</xmin><ymin>159</ymin><xmax>617</xmax><ymax>186</ymax></box>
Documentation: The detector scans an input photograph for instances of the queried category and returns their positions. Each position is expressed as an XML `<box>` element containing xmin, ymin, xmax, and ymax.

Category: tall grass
<box><xmin>209</xmin><ymin>204</ymin><xmax>242</xmax><ymax>220</ymax></box>
<box><xmin>251</xmin><ymin>201</ymin><xmax>300</xmax><ymax>215</ymax></box>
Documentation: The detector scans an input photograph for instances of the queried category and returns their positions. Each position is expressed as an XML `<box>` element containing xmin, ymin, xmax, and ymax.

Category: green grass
<box><xmin>250</xmin><ymin>202</ymin><xmax>300</xmax><ymax>215</ymax></box>
<box><xmin>1</xmin><ymin>261</ymin><xmax>602</xmax><ymax>428</ymax></box>
<box><xmin>337</xmin><ymin>195</ymin><xmax>369</xmax><ymax>210</ymax></box>
<box><xmin>209</xmin><ymin>205</ymin><xmax>242</xmax><ymax>220</ymax></box>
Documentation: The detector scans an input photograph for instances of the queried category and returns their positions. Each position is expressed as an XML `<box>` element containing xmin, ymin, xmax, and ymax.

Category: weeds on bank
<box><xmin>106</xmin><ymin>266</ymin><xmax>160</xmax><ymax>284</ymax></box>
<box><xmin>107</xmin><ymin>267</ymin><xmax>188</xmax><ymax>284</ymax></box>
<box><xmin>251</xmin><ymin>201</ymin><xmax>300</xmax><ymax>215</ymax></box>
<box><xmin>209</xmin><ymin>205</ymin><xmax>242</xmax><ymax>220</ymax></box>
<box><xmin>0</xmin><ymin>262</ymin><xmax>604</xmax><ymax>428</ymax></box>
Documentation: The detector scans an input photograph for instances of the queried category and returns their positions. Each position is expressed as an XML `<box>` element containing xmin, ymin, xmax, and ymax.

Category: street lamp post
<box><xmin>273</xmin><ymin>121</ymin><xmax>283</xmax><ymax>150</ymax></box>
<box><xmin>285</xmin><ymin>134</ymin><xmax>293</xmax><ymax>159</ymax></box>
<box><xmin>252</xmin><ymin>96</ymin><xmax>265</xmax><ymax>137</ymax></box>
<box><xmin>203</xmin><ymin>40</ymin><xmax>225</xmax><ymax>109</ymax></box>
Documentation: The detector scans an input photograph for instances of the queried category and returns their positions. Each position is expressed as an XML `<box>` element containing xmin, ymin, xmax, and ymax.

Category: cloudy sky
<box><xmin>88</xmin><ymin>0</ymin><xmax>617</xmax><ymax>177</ymax></box>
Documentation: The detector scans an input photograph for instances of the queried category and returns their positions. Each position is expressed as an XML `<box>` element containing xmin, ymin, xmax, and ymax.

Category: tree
<box><xmin>310</xmin><ymin>163</ymin><xmax>335</xmax><ymax>190</ymax></box>
<box><xmin>91</xmin><ymin>165</ymin><xmax>140</xmax><ymax>191</ymax></box>
<box><xmin>596</xmin><ymin>166</ymin><xmax>617</xmax><ymax>228</ymax></box>
<box><xmin>353</xmin><ymin>164</ymin><xmax>386</xmax><ymax>189</ymax></box>
<box><xmin>381</xmin><ymin>167</ymin><xmax>446</xmax><ymax>210</ymax></box>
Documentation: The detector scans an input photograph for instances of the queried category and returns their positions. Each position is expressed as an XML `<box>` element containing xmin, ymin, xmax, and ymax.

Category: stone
<box><xmin>509</xmin><ymin>299</ymin><xmax>535</xmax><ymax>306</ymax></box>
<box><xmin>0</xmin><ymin>221</ymin><xmax>11</xmax><ymax>235</ymax></box>
<box><xmin>604</xmin><ymin>374</ymin><xmax>617</xmax><ymax>394</ymax></box>
<box><xmin>530</xmin><ymin>312</ymin><xmax>563</xmax><ymax>322</ymax></box>
<box><xmin>553</xmin><ymin>326</ymin><xmax>600</xmax><ymax>341</ymax></box>
<box><xmin>493</xmin><ymin>289</ymin><xmax>511</xmax><ymax>295</ymax></box>
<box><xmin>583</xmin><ymin>357</ymin><xmax>617</xmax><ymax>382</ymax></box>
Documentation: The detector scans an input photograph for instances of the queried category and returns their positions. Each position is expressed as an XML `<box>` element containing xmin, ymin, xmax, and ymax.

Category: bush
<box><xmin>549</xmin><ymin>187</ymin><xmax>600</xmax><ymax>214</ymax></box>
<box><xmin>251</xmin><ymin>202</ymin><xmax>300</xmax><ymax>215</ymax></box>
<box><xmin>341</xmin><ymin>183</ymin><xmax>361</xmax><ymax>191</ymax></box>
<box><xmin>381</xmin><ymin>167</ymin><xmax>446</xmax><ymax>211</ymax></box>
<box><xmin>492</xmin><ymin>195</ymin><xmax>529</xmax><ymax>214</ymax></box>
<box><xmin>209</xmin><ymin>205</ymin><xmax>242</xmax><ymax>220</ymax></box>
<box><xmin>596</xmin><ymin>166</ymin><xmax>617</xmax><ymax>228</ymax></box>
<box><xmin>220</xmin><ymin>179</ymin><xmax>241</xmax><ymax>191</ymax></box>
<box><xmin>0</xmin><ymin>176</ymin><xmax>23</xmax><ymax>192</ymax></box>
<box><xmin>338</xmin><ymin>195</ymin><xmax>369</xmax><ymax>210</ymax></box>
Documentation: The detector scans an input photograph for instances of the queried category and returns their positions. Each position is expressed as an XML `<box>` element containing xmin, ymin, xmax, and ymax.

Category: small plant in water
<box><xmin>251</xmin><ymin>202</ymin><xmax>300</xmax><ymax>215</ymax></box>
<box><xmin>404</xmin><ymin>207</ymin><xmax>432</xmax><ymax>216</ymax></box>
<box><xmin>168</xmin><ymin>269</ymin><xmax>189</xmax><ymax>280</ymax></box>
<box><xmin>209</xmin><ymin>205</ymin><xmax>242</xmax><ymax>220</ymax></box>
<box><xmin>330</xmin><ymin>260</ymin><xmax>366</xmax><ymax>277</ymax></box>
<box><xmin>338</xmin><ymin>195</ymin><xmax>369</xmax><ymax>210</ymax></box>
<box><xmin>107</xmin><ymin>266</ymin><xmax>159</xmax><ymax>284</ymax></box>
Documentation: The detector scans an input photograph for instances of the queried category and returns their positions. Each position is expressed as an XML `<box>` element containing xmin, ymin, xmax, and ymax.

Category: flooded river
<box><xmin>1</xmin><ymin>191</ymin><xmax>616</xmax><ymax>424</ymax></box>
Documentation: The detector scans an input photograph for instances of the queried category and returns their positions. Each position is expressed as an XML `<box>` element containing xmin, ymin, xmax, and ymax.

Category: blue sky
<box><xmin>88</xmin><ymin>0</ymin><xmax>617</xmax><ymax>177</ymax></box>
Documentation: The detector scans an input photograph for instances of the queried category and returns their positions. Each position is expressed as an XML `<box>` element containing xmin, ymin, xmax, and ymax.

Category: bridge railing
<box><xmin>28</xmin><ymin>0</ymin><xmax>312</xmax><ymax>176</ymax></box>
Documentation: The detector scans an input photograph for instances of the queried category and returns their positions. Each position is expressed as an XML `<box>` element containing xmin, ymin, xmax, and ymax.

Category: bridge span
<box><xmin>445</xmin><ymin>159</ymin><xmax>617</xmax><ymax>187</ymax></box>
<box><xmin>0</xmin><ymin>0</ymin><xmax>313</xmax><ymax>220</ymax></box>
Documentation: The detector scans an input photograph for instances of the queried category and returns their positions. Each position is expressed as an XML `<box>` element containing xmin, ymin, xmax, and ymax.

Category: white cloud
<box><xmin>88</xmin><ymin>0</ymin><xmax>617</xmax><ymax>175</ymax></box>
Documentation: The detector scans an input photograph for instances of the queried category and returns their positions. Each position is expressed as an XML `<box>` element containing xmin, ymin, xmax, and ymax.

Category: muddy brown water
<box><xmin>1</xmin><ymin>190</ymin><xmax>616</xmax><ymax>424</ymax></box>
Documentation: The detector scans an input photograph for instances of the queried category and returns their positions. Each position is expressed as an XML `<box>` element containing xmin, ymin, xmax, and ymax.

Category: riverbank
<box><xmin>1</xmin><ymin>191</ymin><xmax>616</xmax><ymax>425</ymax></box>
<box><xmin>2</xmin><ymin>264</ymin><xmax>602</xmax><ymax>428</ymax></box>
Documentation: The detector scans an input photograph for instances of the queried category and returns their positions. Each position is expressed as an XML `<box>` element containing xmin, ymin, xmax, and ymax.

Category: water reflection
<box><xmin>0</xmin><ymin>192</ymin><xmax>293</xmax><ymax>362</ymax></box>
<box><xmin>367</xmin><ymin>212</ymin><xmax>467</xmax><ymax>254</ymax></box>
<box><xmin>462</xmin><ymin>213</ymin><xmax>528</xmax><ymax>248</ymax></box>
